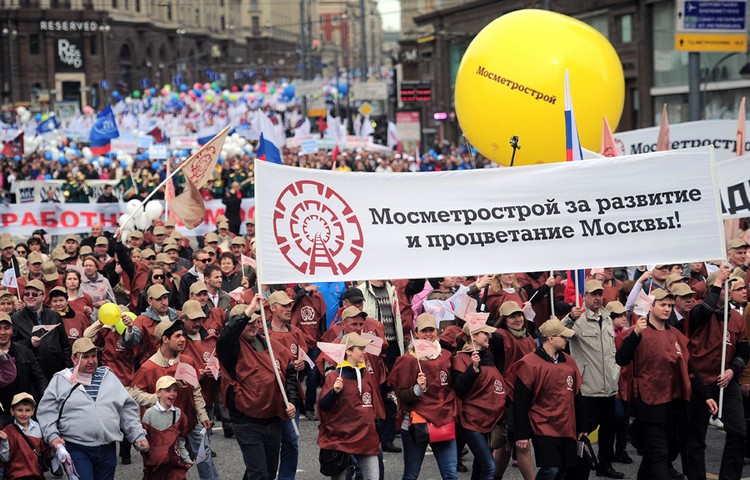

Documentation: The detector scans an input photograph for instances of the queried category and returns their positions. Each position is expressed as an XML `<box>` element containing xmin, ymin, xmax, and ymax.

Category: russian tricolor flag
<box><xmin>257</xmin><ymin>132</ymin><xmax>282</xmax><ymax>164</ymax></box>
<box><xmin>564</xmin><ymin>70</ymin><xmax>583</xmax><ymax>162</ymax></box>
<box><xmin>89</xmin><ymin>105</ymin><xmax>120</xmax><ymax>156</ymax></box>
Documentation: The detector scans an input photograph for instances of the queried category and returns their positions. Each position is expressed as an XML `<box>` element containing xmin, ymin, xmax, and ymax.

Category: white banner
<box><xmin>718</xmin><ymin>154</ymin><xmax>750</xmax><ymax>219</ymax></box>
<box><xmin>255</xmin><ymin>148</ymin><xmax>725</xmax><ymax>283</ymax></box>
<box><xmin>0</xmin><ymin>199</ymin><xmax>255</xmax><ymax>236</ymax></box>
<box><xmin>614</xmin><ymin>119</ymin><xmax>747</xmax><ymax>160</ymax></box>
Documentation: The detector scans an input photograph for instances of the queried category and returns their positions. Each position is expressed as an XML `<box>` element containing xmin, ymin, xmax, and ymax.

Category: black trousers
<box><xmin>581</xmin><ymin>395</ymin><xmax>616</xmax><ymax>467</ymax></box>
<box><xmin>687</xmin><ymin>380</ymin><xmax>746</xmax><ymax>480</ymax></box>
<box><xmin>636</xmin><ymin>405</ymin><xmax>675</xmax><ymax>480</ymax></box>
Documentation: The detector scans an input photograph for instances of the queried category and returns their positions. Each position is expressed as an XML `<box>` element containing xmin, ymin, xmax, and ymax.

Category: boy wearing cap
<box><xmin>37</xmin><ymin>338</ymin><xmax>148</xmax><ymax>480</ymax></box>
<box><xmin>217</xmin><ymin>295</ymin><xmax>298</xmax><ymax>480</ymax></box>
<box><xmin>683</xmin><ymin>266</ymin><xmax>749</xmax><ymax>480</ymax></box>
<box><xmin>616</xmin><ymin>290</ymin><xmax>717</xmax><ymax>480</ymax></box>
<box><xmin>11</xmin><ymin>279</ymin><xmax>71</xmax><ymax>381</ymax></box>
<box><xmin>129</xmin><ymin>319</ymin><xmax>217</xmax><ymax>480</ymax></box>
<box><xmin>141</xmin><ymin>376</ymin><xmax>193</xmax><ymax>478</ymax></box>
<box><xmin>0</xmin><ymin>392</ymin><xmax>46</xmax><ymax>480</ymax></box>
<box><xmin>563</xmin><ymin>279</ymin><xmax>622</xmax><ymax>478</ymax></box>
<box><xmin>266</xmin><ymin>290</ymin><xmax>307</xmax><ymax>480</ymax></box>
<box><xmin>513</xmin><ymin>319</ymin><xmax>586</xmax><ymax>480</ymax></box>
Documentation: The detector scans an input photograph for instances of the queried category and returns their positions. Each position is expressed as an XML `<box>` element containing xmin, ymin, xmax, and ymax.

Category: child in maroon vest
<box><xmin>0</xmin><ymin>393</ymin><xmax>48</xmax><ymax>480</ymax></box>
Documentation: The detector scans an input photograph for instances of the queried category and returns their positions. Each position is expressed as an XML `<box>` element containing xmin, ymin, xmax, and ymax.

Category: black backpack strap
<box><xmin>12</xmin><ymin>423</ymin><xmax>41</xmax><ymax>454</ymax></box>
<box><xmin>172</xmin><ymin>409</ymin><xmax>177</xmax><ymax>426</ymax></box>
<box><xmin>56</xmin><ymin>382</ymin><xmax>81</xmax><ymax>429</ymax></box>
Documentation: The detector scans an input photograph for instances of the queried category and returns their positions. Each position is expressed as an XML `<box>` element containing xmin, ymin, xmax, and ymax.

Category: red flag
<box><xmin>331</xmin><ymin>144</ymin><xmax>340</xmax><ymax>169</ymax></box>
<box><xmin>656</xmin><ymin>104</ymin><xmax>670</xmax><ymax>151</ymax></box>
<box><xmin>1</xmin><ymin>131</ymin><xmax>23</xmax><ymax>157</ymax></box>
<box><xmin>599</xmin><ymin>116</ymin><xmax>619</xmax><ymax>157</ymax></box>
<box><xmin>147</xmin><ymin>125</ymin><xmax>163</xmax><ymax>144</ymax></box>
<box><xmin>170</xmin><ymin>174</ymin><xmax>205</xmax><ymax>229</ymax></box>
<box><xmin>317</xmin><ymin>116</ymin><xmax>328</xmax><ymax>137</ymax></box>
<box><xmin>737</xmin><ymin>96</ymin><xmax>746</xmax><ymax>156</ymax></box>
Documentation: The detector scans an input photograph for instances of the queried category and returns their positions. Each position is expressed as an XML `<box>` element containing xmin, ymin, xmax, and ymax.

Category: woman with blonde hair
<box><xmin>478</xmin><ymin>274</ymin><xmax>527</xmax><ymax>324</ymax></box>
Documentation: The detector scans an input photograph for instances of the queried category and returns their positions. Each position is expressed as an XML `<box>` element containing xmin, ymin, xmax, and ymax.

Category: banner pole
<box><xmin>719</xmin><ymin>276</ymin><xmax>729</xmax><ymax>418</ymax></box>
<box><xmin>574</xmin><ymin>269</ymin><xmax>581</xmax><ymax>308</ymax></box>
<box><xmin>549</xmin><ymin>271</ymin><xmax>556</xmax><ymax>318</ymax></box>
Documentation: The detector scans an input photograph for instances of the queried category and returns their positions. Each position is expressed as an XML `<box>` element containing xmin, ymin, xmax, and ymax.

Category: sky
<box><xmin>378</xmin><ymin>0</ymin><xmax>401</xmax><ymax>31</ymax></box>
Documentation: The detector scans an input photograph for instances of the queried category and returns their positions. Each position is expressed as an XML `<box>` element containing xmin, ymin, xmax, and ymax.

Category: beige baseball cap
<box><xmin>147</xmin><ymin>284</ymin><xmax>169</xmax><ymax>299</ymax></box>
<box><xmin>416</xmin><ymin>313</ymin><xmax>437</xmax><ymax>331</ymax></box>
<box><xmin>72</xmin><ymin>337</ymin><xmax>100</xmax><ymax>355</ymax></box>
<box><xmin>538</xmin><ymin>319</ymin><xmax>575</xmax><ymax>338</ymax></box>
<box><xmin>182</xmin><ymin>300</ymin><xmax>206</xmax><ymax>320</ymax></box>
<box><xmin>155</xmin><ymin>375</ymin><xmax>183</xmax><ymax>391</ymax></box>
<box><xmin>268</xmin><ymin>291</ymin><xmax>293</xmax><ymax>305</ymax></box>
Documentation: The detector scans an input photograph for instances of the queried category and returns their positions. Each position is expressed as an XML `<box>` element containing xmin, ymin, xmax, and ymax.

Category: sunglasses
<box><xmin>733</xmin><ymin>286</ymin><xmax>747</xmax><ymax>292</ymax></box>
<box><xmin>153</xmin><ymin>274</ymin><xmax>165</xmax><ymax>280</ymax></box>
<box><xmin>199</xmin><ymin>258</ymin><xmax>211</xmax><ymax>263</ymax></box>
<box><xmin>15</xmin><ymin>250</ymin><xmax>26</xmax><ymax>255</ymax></box>
<box><xmin>23</xmin><ymin>291</ymin><xmax>41</xmax><ymax>298</ymax></box>
<box><xmin>145</xmin><ymin>256</ymin><xmax>156</xmax><ymax>261</ymax></box>
<box><xmin>208</xmin><ymin>252</ymin><xmax>216</xmax><ymax>256</ymax></box>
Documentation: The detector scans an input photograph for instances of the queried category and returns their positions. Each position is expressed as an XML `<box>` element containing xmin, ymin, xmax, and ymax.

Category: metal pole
<box><xmin>8</xmin><ymin>28</ymin><xmax>17</xmax><ymax>106</ymax></box>
<box><xmin>688</xmin><ymin>52</ymin><xmax>701</xmax><ymax>121</ymax></box>
<box><xmin>359</xmin><ymin>0</ymin><xmax>367</xmax><ymax>77</ymax></box>
<box><xmin>299</xmin><ymin>0</ymin><xmax>307</xmax><ymax>80</ymax></box>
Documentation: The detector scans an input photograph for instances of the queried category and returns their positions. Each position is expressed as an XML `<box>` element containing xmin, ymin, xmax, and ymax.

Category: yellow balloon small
<box><xmin>454</xmin><ymin>9</ymin><xmax>625</xmax><ymax>166</ymax></box>
<box><xmin>99</xmin><ymin>303</ymin><xmax>122</xmax><ymax>326</ymax></box>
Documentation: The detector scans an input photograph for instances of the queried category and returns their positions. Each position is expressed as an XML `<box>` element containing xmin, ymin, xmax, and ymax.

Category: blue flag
<box><xmin>36</xmin><ymin>116</ymin><xmax>59</xmax><ymax>134</ymax></box>
<box><xmin>257</xmin><ymin>132</ymin><xmax>282</xmax><ymax>164</ymax></box>
<box><xmin>89</xmin><ymin>105</ymin><xmax>120</xmax><ymax>154</ymax></box>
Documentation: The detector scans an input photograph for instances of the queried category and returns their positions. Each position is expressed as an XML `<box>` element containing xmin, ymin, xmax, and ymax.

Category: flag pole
<box><xmin>164</xmin><ymin>157</ymin><xmax>171</xmax><ymax>222</ymax></box>
<box><xmin>574</xmin><ymin>270</ymin><xmax>581</xmax><ymax>308</ymax></box>
<box><xmin>719</xmin><ymin>276</ymin><xmax>729</xmax><ymax>418</ymax></box>
<box><xmin>258</xmin><ymin>299</ymin><xmax>300</xmax><ymax>436</ymax></box>
<box><xmin>120</xmin><ymin>125</ymin><xmax>230</xmax><ymax>229</ymax></box>
<box><xmin>549</xmin><ymin>271</ymin><xmax>556</xmax><ymax>318</ymax></box>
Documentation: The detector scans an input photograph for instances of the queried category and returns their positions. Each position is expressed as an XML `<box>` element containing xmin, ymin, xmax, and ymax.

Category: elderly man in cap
<box><xmin>135</xmin><ymin>284</ymin><xmax>180</xmax><ymax>360</ymax></box>
<box><xmin>617</xmin><ymin>290</ymin><xmax>718</xmax><ymax>480</ymax></box>
<box><xmin>217</xmin><ymin>295</ymin><xmax>298</xmax><ymax>480</ymax></box>
<box><xmin>727</xmin><ymin>238</ymin><xmax>749</xmax><ymax>270</ymax></box>
<box><xmin>0</xmin><ymin>312</ymin><xmax>48</xmax><ymax>427</ymax></box>
<box><xmin>514</xmin><ymin>318</ymin><xmax>586</xmax><ymax>480</ymax></box>
<box><xmin>11</xmin><ymin>279</ymin><xmax>72</xmax><ymax>381</ymax></box>
<box><xmin>38</xmin><ymin>338</ymin><xmax>148</xmax><ymax>480</ymax></box>
<box><xmin>684</xmin><ymin>266</ymin><xmax>749</xmax><ymax>480</ymax></box>
<box><xmin>130</xmin><ymin>319</ymin><xmax>217</xmax><ymax>480</ymax></box>
<box><xmin>563</xmin><ymin>279</ymin><xmax>623</xmax><ymax>478</ymax></box>
<box><xmin>179</xmin><ymin>249</ymin><xmax>211</xmax><ymax>305</ymax></box>
<box><xmin>230</xmin><ymin>236</ymin><xmax>247</xmax><ymax>258</ymax></box>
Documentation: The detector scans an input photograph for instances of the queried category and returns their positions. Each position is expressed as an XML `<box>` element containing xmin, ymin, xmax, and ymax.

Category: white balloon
<box><xmin>126</xmin><ymin>199</ymin><xmax>142</xmax><ymax>214</ymax></box>
<box><xmin>134</xmin><ymin>210</ymin><xmax>152</xmax><ymax>230</ymax></box>
<box><xmin>82</xmin><ymin>147</ymin><xmax>93</xmax><ymax>159</ymax></box>
<box><xmin>126</xmin><ymin>155</ymin><xmax>135</xmax><ymax>168</ymax></box>
<box><xmin>144</xmin><ymin>201</ymin><xmax>164</xmax><ymax>220</ymax></box>
<box><xmin>118</xmin><ymin>214</ymin><xmax>133</xmax><ymax>228</ymax></box>
<box><xmin>49</xmin><ymin>139</ymin><xmax>58</xmax><ymax>149</ymax></box>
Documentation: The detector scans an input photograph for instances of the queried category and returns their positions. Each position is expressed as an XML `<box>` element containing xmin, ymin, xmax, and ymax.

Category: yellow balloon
<box><xmin>455</xmin><ymin>9</ymin><xmax>624</xmax><ymax>166</ymax></box>
<box><xmin>99</xmin><ymin>302</ymin><xmax>121</xmax><ymax>326</ymax></box>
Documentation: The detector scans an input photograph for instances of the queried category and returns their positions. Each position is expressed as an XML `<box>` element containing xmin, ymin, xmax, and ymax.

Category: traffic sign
<box><xmin>358</xmin><ymin>102</ymin><xmax>373</xmax><ymax>117</ymax></box>
<box><xmin>140</xmin><ymin>78</ymin><xmax>151</xmax><ymax>89</ymax></box>
<box><xmin>100</xmin><ymin>80</ymin><xmax>109</xmax><ymax>90</ymax></box>
<box><xmin>675</xmin><ymin>0</ymin><xmax>748</xmax><ymax>51</ymax></box>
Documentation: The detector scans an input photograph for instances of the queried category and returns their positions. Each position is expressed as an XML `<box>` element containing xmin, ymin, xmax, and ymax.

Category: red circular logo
<box><xmin>273</xmin><ymin>180</ymin><xmax>364</xmax><ymax>276</ymax></box>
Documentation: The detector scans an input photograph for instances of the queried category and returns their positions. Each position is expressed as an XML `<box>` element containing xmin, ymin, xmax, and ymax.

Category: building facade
<box><xmin>0</xmin><ymin>0</ymin><xmax>309</xmax><ymax>108</ymax></box>
<box><xmin>400</xmin><ymin>0</ymin><xmax>750</xmax><ymax>146</ymax></box>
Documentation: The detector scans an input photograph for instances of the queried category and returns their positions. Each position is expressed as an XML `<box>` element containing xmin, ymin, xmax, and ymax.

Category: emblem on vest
<box><xmin>566</xmin><ymin>375</ymin><xmax>574</xmax><ymax>391</ymax></box>
<box><xmin>207</xmin><ymin>328</ymin><xmax>217</xmax><ymax>336</ymax></box>
<box><xmin>440</xmin><ymin>370</ymin><xmax>448</xmax><ymax>386</ymax></box>
<box><xmin>203</xmin><ymin>351</ymin><xmax>212</xmax><ymax>363</ymax></box>
<box><xmin>69</xmin><ymin>328</ymin><xmax>80</xmax><ymax>339</ymax></box>
<box><xmin>725</xmin><ymin>330</ymin><xmax>733</xmax><ymax>346</ymax></box>
<box><xmin>362</xmin><ymin>391</ymin><xmax>372</xmax><ymax>407</ymax></box>
<box><xmin>275</xmin><ymin>359</ymin><xmax>281</xmax><ymax>372</ymax></box>
<box><xmin>366</xmin><ymin>360</ymin><xmax>373</xmax><ymax>374</ymax></box>
<box><xmin>493</xmin><ymin>379</ymin><xmax>504</xmax><ymax>395</ymax></box>
<box><xmin>675</xmin><ymin>341</ymin><xmax>682</xmax><ymax>356</ymax></box>
<box><xmin>300</xmin><ymin>306</ymin><xmax>316</xmax><ymax>325</ymax></box>
<box><xmin>290</xmin><ymin>343</ymin><xmax>298</xmax><ymax>356</ymax></box>
<box><xmin>116</xmin><ymin>339</ymin><xmax>126</xmax><ymax>351</ymax></box>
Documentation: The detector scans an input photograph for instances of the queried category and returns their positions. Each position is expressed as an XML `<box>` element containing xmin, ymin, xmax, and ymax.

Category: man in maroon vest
<box><xmin>684</xmin><ymin>266</ymin><xmax>749</xmax><ymax>480</ymax></box>
<box><xmin>514</xmin><ymin>318</ymin><xmax>586</xmax><ymax>479</ymax></box>
<box><xmin>217</xmin><ymin>295</ymin><xmax>298</xmax><ymax>480</ymax></box>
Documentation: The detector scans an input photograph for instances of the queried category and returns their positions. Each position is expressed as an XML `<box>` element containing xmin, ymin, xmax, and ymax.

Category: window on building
<box><xmin>619</xmin><ymin>14</ymin><xmax>633</xmax><ymax>43</ymax></box>
<box><xmin>167</xmin><ymin>2</ymin><xmax>173</xmax><ymax>20</ymax></box>
<box><xmin>221</xmin><ymin>16</ymin><xmax>225</xmax><ymax>30</ymax></box>
<box><xmin>29</xmin><ymin>34</ymin><xmax>40</xmax><ymax>55</ymax></box>
<box><xmin>582</xmin><ymin>13</ymin><xmax>609</xmax><ymax>39</ymax></box>
<box><xmin>195</xmin><ymin>8</ymin><xmax>200</xmax><ymax>26</ymax></box>
<box><xmin>251</xmin><ymin>16</ymin><xmax>259</xmax><ymax>32</ymax></box>
<box><xmin>136</xmin><ymin>0</ymin><xmax>140</xmax><ymax>12</ymax></box>
<box><xmin>124</xmin><ymin>0</ymin><xmax>128</xmax><ymax>10</ymax></box>
<box><xmin>89</xmin><ymin>35</ymin><xmax>97</xmax><ymax>55</ymax></box>
<box><xmin>112</xmin><ymin>0</ymin><xmax>117</xmax><ymax>8</ymax></box>
<box><xmin>250</xmin><ymin>0</ymin><xmax>257</xmax><ymax>10</ymax></box>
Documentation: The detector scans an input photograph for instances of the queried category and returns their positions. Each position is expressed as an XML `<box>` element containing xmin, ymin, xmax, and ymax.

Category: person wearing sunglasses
<box><xmin>14</xmin><ymin>244</ymin><xmax>28</xmax><ymax>259</ymax></box>
<box><xmin>10</xmin><ymin>279</ymin><xmax>72</xmax><ymax>381</ymax></box>
<box><xmin>137</xmin><ymin>266</ymin><xmax>179</xmax><ymax>315</ymax></box>
<box><xmin>179</xmin><ymin>250</ymin><xmax>211</xmax><ymax>305</ymax></box>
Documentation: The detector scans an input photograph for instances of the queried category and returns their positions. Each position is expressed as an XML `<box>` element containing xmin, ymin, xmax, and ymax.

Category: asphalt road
<box><xmin>113</xmin><ymin>420</ymin><xmax>749</xmax><ymax>479</ymax></box>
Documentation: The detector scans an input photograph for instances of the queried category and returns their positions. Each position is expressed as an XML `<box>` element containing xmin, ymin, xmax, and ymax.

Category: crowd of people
<box><xmin>0</xmin><ymin>213</ymin><xmax>748</xmax><ymax>480</ymax></box>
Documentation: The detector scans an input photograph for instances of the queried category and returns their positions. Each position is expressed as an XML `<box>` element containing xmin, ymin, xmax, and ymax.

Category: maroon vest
<box><xmin>452</xmin><ymin>351</ymin><xmax>507</xmax><ymax>433</ymax></box>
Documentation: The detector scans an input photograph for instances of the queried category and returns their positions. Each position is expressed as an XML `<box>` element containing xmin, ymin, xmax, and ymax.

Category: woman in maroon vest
<box><xmin>452</xmin><ymin>321</ymin><xmax>507</xmax><ymax>480</ymax></box>
<box><xmin>616</xmin><ymin>290</ymin><xmax>717</xmax><ymax>480</ymax></box>
<box><xmin>387</xmin><ymin>313</ymin><xmax>459</xmax><ymax>480</ymax></box>
<box><xmin>317</xmin><ymin>332</ymin><xmax>385</xmax><ymax>479</ymax></box>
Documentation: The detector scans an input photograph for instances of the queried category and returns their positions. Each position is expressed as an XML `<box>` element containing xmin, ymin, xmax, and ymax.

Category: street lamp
<box><xmin>3</xmin><ymin>26</ymin><xmax>18</xmax><ymax>106</ymax></box>
<box><xmin>176</xmin><ymin>27</ymin><xmax>186</xmax><ymax>84</ymax></box>
<box><xmin>99</xmin><ymin>24</ymin><xmax>111</xmax><ymax>94</ymax></box>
